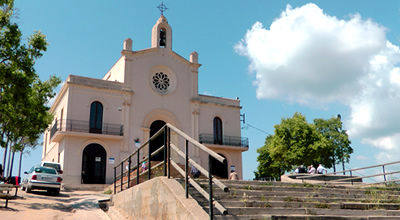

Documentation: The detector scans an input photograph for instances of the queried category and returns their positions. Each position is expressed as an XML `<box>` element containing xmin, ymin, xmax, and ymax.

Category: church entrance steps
<box><xmin>187</xmin><ymin>179</ymin><xmax>400</xmax><ymax>219</ymax></box>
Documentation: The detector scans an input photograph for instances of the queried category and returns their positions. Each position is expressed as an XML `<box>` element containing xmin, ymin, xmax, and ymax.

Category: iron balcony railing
<box><xmin>50</xmin><ymin>119</ymin><xmax>123</xmax><ymax>139</ymax></box>
<box><xmin>199</xmin><ymin>133</ymin><xmax>249</xmax><ymax>148</ymax></box>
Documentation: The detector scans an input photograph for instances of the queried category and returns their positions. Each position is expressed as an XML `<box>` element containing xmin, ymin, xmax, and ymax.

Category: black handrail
<box><xmin>113</xmin><ymin>123</ymin><xmax>229</xmax><ymax>219</ymax></box>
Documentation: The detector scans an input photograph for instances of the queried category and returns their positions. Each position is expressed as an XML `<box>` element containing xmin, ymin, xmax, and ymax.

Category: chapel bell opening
<box><xmin>159</xmin><ymin>28</ymin><xmax>166</xmax><ymax>47</ymax></box>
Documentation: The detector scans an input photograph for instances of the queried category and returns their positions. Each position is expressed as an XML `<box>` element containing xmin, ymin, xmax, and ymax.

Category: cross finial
<box><xmin>157</xmin><ymin>2</ymin><xmax>168</xmax><ymax>15</ymax></box>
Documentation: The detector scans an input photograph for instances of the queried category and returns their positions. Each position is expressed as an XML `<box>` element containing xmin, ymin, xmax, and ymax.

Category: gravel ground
<box><xmin>0</xmin><ymin>187</ymin><xmax>112</xmax><ymax>220</ymax></box>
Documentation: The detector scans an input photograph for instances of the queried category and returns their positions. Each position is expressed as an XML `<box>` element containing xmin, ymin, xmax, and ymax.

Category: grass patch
<box><xmin>289</xmin><ymin>183</ymin><xmax>322</xmax><ymax>188</ymax></box>
<box><xmin>232</xmin><ymin>189</ymin><xmax>237</xmax><ymax>196</ymax></box>
<box><xmin>262</xmin><ymin>182</ymin><xmax>273</xmax><ymax>186</ymax></box>
<box><xmin>104</xmin><ymin>188</ymin><xmax>112</xmax><ymax>194</ymax></box>
<box><xmin>315</xmin><ymin>203</ymin><xmax>330</xmax><ymax>209</ymax></box>
<box><xmin>262</xmin><ymin>202</ymin><xmax>272</xmax><ymax>208</ymax></box>
<box><xmin>241</xmin><ymin>192</ymin><xmax>250</xmax><ymax>207</ymax></box>
<box><xmin>284</xmin><ymin>196</ymin><xmax>301</xmax><ymax>202</ymax></box>
<box><xmin>363</xmin><ymin>188</ymin><xmax>400</xmax><ymax>204</ymax></box>
<box><xmin>243</xmin><ymin>185</ymin><xmax>252</xmax><ymax>190</ymax></box>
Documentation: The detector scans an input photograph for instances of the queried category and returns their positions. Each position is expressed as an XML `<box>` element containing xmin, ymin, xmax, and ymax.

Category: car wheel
<box><xmin>26</xmin><ymin>185</ymin><xmax>32</xmax><ymax>193</ymax></box>
<box><xmin>53</xmin><ymin>189</ymin><xmax>60</xmax><ymax>196</ymax></box>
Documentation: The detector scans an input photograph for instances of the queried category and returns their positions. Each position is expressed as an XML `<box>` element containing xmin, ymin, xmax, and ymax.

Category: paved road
<box><xmin>0</xmin><ymin>188</ymin><xmax>112</xmax><ymax>220</ymax></box>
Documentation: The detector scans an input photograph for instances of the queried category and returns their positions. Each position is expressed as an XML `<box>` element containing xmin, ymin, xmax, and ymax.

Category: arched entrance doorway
<box><xmin>211</xmin><ymin>153</ymin><xmax>228</xmax><ymax>179</ymax></box>
<box><xmin>82</xmin><ymin>144</ymin><xmax>106</xmax><ymax>184</ymax></box>
<box><xmin>150</xmin><ymin>120</ymin><xmax>166</xmax><ymax>161</ymax></box>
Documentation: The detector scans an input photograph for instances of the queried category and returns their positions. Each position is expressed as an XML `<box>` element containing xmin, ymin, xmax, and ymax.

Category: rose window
<box><xmin>152</xmin><ymin>72</ymin><xmax>170</xmax><ymax>92</ymax></box>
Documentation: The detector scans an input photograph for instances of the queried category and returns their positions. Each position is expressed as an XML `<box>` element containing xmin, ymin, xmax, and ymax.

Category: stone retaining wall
<box><xmin>111</xmin><ymin>177</ymin><xmax>208</xmax><ymax>220</ymax></box>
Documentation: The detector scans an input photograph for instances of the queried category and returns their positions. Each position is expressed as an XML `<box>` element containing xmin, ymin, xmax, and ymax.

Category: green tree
<box><xmin>0</xmin><ymin>0</ymin><xmax>61</xmax><ymax>176</ymax></box>
<box><xmin>255</xmin><ymin>112</ymin><xmax>352</xmax><ymax>179</ymax></box>
<box><xmin>314</xmin><ymin>116</ymin><xmax>352</xmax><ymax>173</ymax></box>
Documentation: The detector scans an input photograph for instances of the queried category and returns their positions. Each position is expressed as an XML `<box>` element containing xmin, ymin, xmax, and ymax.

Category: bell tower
<box><xmin>151</xmin><ymin>15</ymin><xmax>172</xmax><ymax>50</ymax></box>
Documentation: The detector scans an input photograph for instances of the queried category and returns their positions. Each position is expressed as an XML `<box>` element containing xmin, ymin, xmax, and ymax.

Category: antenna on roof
<box><xmin>157</xmin><ymin>2</ymin><xmax>168</xmax><ymax>15</ymax></box>
<box><xmin>240</xmin><ymin>114</ymin><xmax>246</xmax><ymax>124</ymax></box>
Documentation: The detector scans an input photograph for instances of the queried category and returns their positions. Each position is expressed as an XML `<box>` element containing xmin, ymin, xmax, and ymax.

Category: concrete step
<box><xmin>217</xmin><ymin>207</ymin><xmax>400</xmax><ymax>217</ymax></box>
<box><xmin>187</xmin><ymin>179</ymin><xmax>400</xmax><ymax>219</ymax></box>
<box><xmin>214</xmin><ymin>215</ymin><xmax>400</xmax><ymax>220</ymax></box>
<box><xmin>192</xmin><ymin>189</ymin><xmax>372</xmax><ymax>201</ymax></box>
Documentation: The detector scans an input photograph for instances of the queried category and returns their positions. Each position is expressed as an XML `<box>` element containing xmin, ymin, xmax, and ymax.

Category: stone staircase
<box><xmin>186</xmin><ymin>179</ymin><xmax>400</xmax><ymax>219</ymax></box>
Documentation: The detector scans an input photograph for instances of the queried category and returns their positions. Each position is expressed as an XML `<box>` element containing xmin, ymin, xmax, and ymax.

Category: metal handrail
<box><xmin>166</xmin><ymin>123</ymin><xmax>226</xmax><ymax>164</ymax></box>
<box><xmin>296</xmin><ymin>160</ymin><xmax>400</xmax><ymax>186</ymax></box>
<box><xmin>113</xmin><ymin>123</ymin><xmax>229</xmax><ymax>219</ymax></box>
<box><xmin>170</xmin><ymin>160</ymin><xmax>227</xmax><ymax>215</ymax></box>
<box><xmin>170</xmin><ymin>143</ymin><xmax>228</xmax><ymax>192</ymax></box>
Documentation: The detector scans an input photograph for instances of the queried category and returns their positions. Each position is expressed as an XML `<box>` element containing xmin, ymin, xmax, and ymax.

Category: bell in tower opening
<box><xmin>160</xmin><ymin>29</ymin><xmax>166</xmax><ymax>47</ymax></box>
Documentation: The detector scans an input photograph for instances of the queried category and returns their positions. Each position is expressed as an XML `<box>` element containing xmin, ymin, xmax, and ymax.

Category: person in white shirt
<box><xmin>228</xmin><ymin>170</ymin><xmax>239</xmax><ymax>180</ymax></box>
<box><xmin>308</xmin><ymin>165</ymin><xmax>315</xmax><ymax>174</ymax></box>
<box><xmin>317</xmin><ymin>164</ymin><xmax>327</xmax><ymax>174</ymax></box>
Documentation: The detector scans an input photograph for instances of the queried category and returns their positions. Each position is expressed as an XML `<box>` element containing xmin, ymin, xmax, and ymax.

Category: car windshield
<box><xmin>34</xmin><ymin>167</ymin><xmax>57</xmax><ymax>174</ymax></box>
<box><xmin>43</xmin><ymin>163</ymin><xmax>60</xmax><ymax>170</ymax></box>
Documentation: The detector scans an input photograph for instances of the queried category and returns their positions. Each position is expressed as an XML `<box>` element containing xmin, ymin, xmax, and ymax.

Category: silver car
<box><xmin>21</xmin><ymin>166</ymin><xmax>62</xmax><ymax>196</ymax></box>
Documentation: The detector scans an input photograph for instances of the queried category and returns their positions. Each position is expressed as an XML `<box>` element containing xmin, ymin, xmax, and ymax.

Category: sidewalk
<box><xmin>0</xmin><ymin>187</ymin><xmax>111</xmax><ymax>220</ymax></box>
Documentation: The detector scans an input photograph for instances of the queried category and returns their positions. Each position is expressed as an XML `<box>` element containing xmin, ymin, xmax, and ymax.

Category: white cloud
<box><xmin>355</xmin><ymin>155</ymin><xmax>370</xmax><ymax>161</ymax></box>
<box><xmin>235</xmin><ymin>3</ymin><xmax>386</xmax><ymax>105</ymax></box>
<box><xmin>236</xmin><ymin>3</ymin><xmax>400</xmax><ymax>163</ymax></box>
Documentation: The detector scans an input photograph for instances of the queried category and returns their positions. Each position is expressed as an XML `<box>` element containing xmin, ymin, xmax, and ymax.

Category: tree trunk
<box><xmin>2</xmin><ymin>135</ymin><xmax>9</xmax><ymax>173</ymax></box>
<box><xmin>6</xmin><ymin>142</ymin><xmax>12</xmax><ymax>178</ymax></box>
<box><xmin>342</xmin><ymin>159</ymin><xmax>345</xmax><ymax>175</ymax></box>
<box><xmin>18</xmin><ymin>148</ymin><xmax>24</xmax><ymax>178</ymax></box>
<box><xmin>9</xmin><ymin>150</ymin><xmax>15</xmax><ymax>177</ymax></box>
<box><xmin>333</xmin><ymin>156</ymin><xmax>336</xmax><ymax>174</ymax></box>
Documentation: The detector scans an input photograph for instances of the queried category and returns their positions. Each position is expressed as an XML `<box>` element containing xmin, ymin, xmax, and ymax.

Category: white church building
<box><xmin>42</xmin><ymin>14</ymin><xmax>249</xmax><ymax>184</ymax></box>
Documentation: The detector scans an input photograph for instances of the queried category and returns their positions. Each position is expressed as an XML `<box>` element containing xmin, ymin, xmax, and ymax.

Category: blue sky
<box><xmin>3</xmin><ymin>1</ymin><xmax>400</xmax><ymax>181</ymax></box>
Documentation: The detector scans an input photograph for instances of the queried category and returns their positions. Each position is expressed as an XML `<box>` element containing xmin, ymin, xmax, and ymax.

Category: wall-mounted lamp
<box><xmin>117</xmin><ymin>107</ymin><xmax>122</xmax><ymax>111</ymax></box>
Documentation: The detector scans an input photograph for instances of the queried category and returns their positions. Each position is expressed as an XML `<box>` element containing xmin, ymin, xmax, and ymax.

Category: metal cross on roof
<box><xmin>157</xmin><ymin>2</ymin><xmax>168</xmax><ymax>15</ymax></box>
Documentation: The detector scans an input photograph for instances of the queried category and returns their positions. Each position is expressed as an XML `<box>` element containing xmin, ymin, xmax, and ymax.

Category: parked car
<box><xmin>40</xmin><ymin>161</ymin><xmax>63</xmax><ymax>177</ymax></box>
<box><xmin>21</xmin><ymin>166</ymin><xmax>62</xmax><ymax>196</ymax></box>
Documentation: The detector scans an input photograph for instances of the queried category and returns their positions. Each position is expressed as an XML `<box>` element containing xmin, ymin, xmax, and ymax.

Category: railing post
<box><xmin>127</xmin><ymin>156</ymin><xmax>131</xmax><ymax>189</ymax></box>
<box><xmin>148</xmin><ymin>139</ymin><xmax>151</xmax><ymax>180</ymax></box>
<box><xmin>114</xmin><ymin>167</ymin><xmax>116</xmax><ymax>194</ymax></box>
<box><xmin>164</xmin><ymin>126</ymin><xmax>167</xmax><ymax>176</ymax></box>
<box><xmin>208</xmin><ymin>154</ymin><xmax>213</xmax><ymax>219</ymax></box>
<box><xmin>383</xmin><ymin>165</ymin><xmax>386</xmax><ymax>182</ymax></box>
<box><xmin>185</xmin><ymin>140</ymin><xmax>189</xmax><ymax>199</ymax></box>
<box><xmin>120</xmin><ymin>162</ymin><xmax>123</xmax><ymax>192</ymax></box>
<box><xmin>350</xmin><ymin>171</ymin><xmax>353</xmax><ymax>185</ymax></box>
<box><xmin>137</xmin><ymin>151</ymin><xmax>140</xmax><ymax>185</ymax></box>
<box><xmin>167</xmin><ymin>127</ymin><xmax>171</xmax><ymax>179</ymax></box>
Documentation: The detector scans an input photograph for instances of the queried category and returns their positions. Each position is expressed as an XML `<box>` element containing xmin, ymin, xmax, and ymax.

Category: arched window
<box><xmin>213</xmin><ymin>117</ymin><xmax>223</xmax><ymax>145</ymax></box>
<box><xmin>89</xmin><ymin>101</ymin><xmax>103</xmax><ymax>134</ymax></box>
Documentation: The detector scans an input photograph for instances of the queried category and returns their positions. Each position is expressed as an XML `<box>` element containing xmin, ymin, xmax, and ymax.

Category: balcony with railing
<box><xmin>50</xmin><ymin>119</ymin><xmax>123</xmax><ymax>140</ymax></box>
<box><xmin>199</xmin><ymin>133</ymin><xmax>249</xmax><ymax>148</ymax></box>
